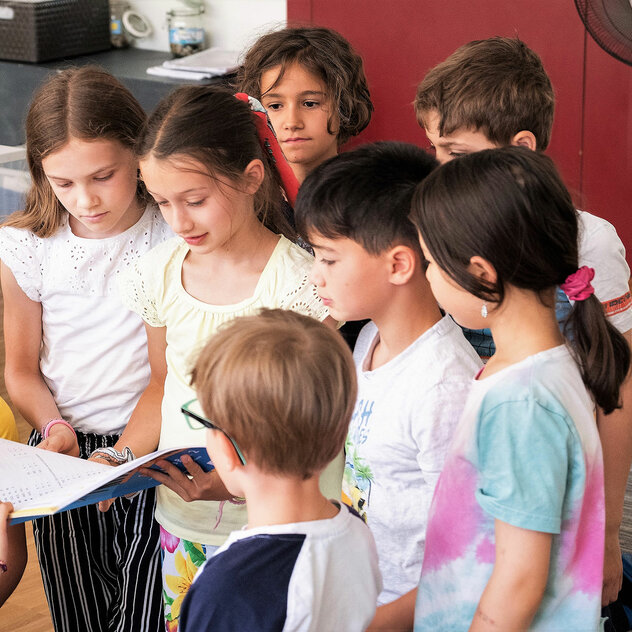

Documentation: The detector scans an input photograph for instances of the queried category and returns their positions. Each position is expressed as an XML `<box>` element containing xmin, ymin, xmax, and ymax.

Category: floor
<box><xmin>0</xmin><ymin>288</ymin><xmax>53</xmax><ymax>631</ymax></box>
<box><xmin>0</xmin><ymin>524</ymin><xmax>52</xmax><ymax>631</ymax></box>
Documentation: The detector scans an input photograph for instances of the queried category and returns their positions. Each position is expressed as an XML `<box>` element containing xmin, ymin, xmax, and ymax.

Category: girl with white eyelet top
<box><xmin>105</xmin><ymin>86</ymin><xmax>340</xmax><ymax>630</ymax></box>
<box><xmin>0</xmin><ymin>67</ymin><xmax>170</xmax><ymax>632</ymax></box>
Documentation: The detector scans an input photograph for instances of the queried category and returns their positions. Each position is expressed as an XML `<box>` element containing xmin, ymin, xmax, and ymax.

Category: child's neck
<box><xmin>183</xmin><ymin>218</ymin><xmax>279</xmax><ymax>305</ymax></box>
<box><xmin>369</xmin><ymin>273</ymin><xmax>442</xmax><ymax>370</ymax></box>
<box><xmin>293</xmin><ymin>163</ymin><xmax>310</xmax><ymax>186</ymax></box>
<box><xmin>291</xmin><ymin>150</ymin><xmax>338</xmax><ymax>186</ymax></box>
<box><xmin>243</xmin><ymin>471</ymin><xmax>339</xmax><ymax>529</ymax></box>
<box><xmin>189</xmin><ymin>213</ymin><xmax>276</xmax><ymax>265</ymax></box>
<box><xmin>484</xmin><ymin>286</ymin><xmax>565</xmax><ymax>377</ymax></box>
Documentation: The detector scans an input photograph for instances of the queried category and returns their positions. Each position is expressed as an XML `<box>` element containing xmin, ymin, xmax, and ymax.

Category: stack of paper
<box><xmin>147</xmin><ymin>47</ymin><xmax>241</xmax><ymax>81</ymax></box>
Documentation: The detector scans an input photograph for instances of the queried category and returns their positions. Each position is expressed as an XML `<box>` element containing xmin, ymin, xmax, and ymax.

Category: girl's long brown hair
<box><xmin>4</xmin><ymin>66</ymin><xmax>148</xmax><ymax>237</ymax></box>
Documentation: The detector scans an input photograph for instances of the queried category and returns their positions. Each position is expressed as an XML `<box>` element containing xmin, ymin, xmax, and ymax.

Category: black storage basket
<box><xmin>0</xmin><ymin>0</ymin><xmax>110</xmax><ymax>63</ymax></box>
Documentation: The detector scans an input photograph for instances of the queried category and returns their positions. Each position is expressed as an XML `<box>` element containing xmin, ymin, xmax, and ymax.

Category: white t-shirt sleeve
<box><xmin>577</xmin><ymin>210</ymin><xmax>632</xmax><ymax>333</ymax></box>
<box><xmin>0</xmin><ymin>226</ymin><xmax>44</xmax><ymax>301</ymax></box>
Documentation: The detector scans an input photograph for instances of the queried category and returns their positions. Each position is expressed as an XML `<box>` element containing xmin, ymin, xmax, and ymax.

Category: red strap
<box><xmin>234</xmin><ymin>92</ymin><xmax>299</xmax><ymax>207</ymax></box>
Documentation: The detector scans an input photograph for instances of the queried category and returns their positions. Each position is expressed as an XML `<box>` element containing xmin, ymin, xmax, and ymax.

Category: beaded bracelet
<box><xmin>90</xmin><ymin>446</ymin><xmax>135</xmax><ymax>465</ymax></box>
<box><xmin>42</xmin><ymin>418</ymin><xmax>76</xmax><ymax>439</ymax></box>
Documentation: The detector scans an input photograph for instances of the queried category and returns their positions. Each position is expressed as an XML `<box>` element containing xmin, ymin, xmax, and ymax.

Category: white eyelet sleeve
<box><xmin>0</xmin><ymin>226</ymin><xmax>44</xmax><ymax>301</ymax></box>
<box><xmin>278</xmin><ymin>241</ymin><xmax>330</xmax><ymax>321</ymax></box>
<box><xmin>117</xmin><ymin>239</ymin><xmax>179</xmax><ymax>327</ymax></box>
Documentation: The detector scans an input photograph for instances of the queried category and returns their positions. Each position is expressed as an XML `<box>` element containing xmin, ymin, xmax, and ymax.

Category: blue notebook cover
<box><xmin>5</xmin><ymin>444</ymin><xmax>213</xmax><ymax>524</ymax></box>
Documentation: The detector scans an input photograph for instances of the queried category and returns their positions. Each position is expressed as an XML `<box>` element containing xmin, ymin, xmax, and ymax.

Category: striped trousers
<box><xmin>29</xmin><ymin>430</ymin><xmax>164</xmax><ymax>632</ymax></box>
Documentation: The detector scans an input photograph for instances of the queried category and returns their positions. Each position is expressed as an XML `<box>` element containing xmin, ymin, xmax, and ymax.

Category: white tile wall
<box><xmin>125</xmin><ymin>0</ymin><xmax>286</xmax><ymax>57</ymax></box>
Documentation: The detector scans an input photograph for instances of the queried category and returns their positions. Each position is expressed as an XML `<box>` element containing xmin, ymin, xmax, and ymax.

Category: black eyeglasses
<box><xmin>181</xmin><ymin>399</ymin><xmax>247</xmax><ymax>466</ymax></box>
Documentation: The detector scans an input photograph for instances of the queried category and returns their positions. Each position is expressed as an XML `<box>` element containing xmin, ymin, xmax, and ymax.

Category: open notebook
<box><xmin>0</xmin><ymin>438</ymin><xmax>213</xmax><ymax>523</ymax></box>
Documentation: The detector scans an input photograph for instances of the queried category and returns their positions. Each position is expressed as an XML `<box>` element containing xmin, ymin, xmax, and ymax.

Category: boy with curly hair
<box><xmin>238</xmin><ymin>25</ymin><xmax>373</xmax><ymax>184</ymax></box>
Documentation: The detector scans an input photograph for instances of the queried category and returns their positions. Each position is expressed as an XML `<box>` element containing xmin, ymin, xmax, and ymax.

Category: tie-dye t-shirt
<box><xmin>415</xmin><ymin>345</ymin><xmax>604</xmax><ymax>631</ymax></box>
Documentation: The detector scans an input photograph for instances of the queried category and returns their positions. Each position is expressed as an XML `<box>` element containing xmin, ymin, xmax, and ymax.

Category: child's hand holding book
<box><xmin>140</xmin><ymin>454</ymin><xmax>233</xmax><ymax>502</ymax></box>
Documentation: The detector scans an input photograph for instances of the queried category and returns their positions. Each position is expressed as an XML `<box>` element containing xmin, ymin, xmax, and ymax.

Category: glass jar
<box><xmin>110</xmin><ymin>0</ymin><xmax>130</xmax><ymax>49</ymax></box>
<box><xmin>166</xmin><ymin>7</ymin><xmax>205</xmax><ymax>57</ymax></box>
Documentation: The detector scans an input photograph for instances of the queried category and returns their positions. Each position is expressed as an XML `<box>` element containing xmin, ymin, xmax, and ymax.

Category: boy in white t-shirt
<box><xmin>294</xmin><ymin>141</ymin><xmax>482</xmax><ymax>630</ymax></box>
<box><xmin>179</xmin><ymin>309</ymin><xmax>381</xmax><ymax>632</ymax></box>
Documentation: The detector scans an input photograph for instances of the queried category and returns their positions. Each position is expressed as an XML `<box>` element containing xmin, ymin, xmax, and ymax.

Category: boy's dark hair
<box><xmin>295</xmin><ymin>141</ymin><xmax>437</xmax><ymax>255</ymax></box>
<box><xmin>414</xmin><ymin>37</ymin><xmax>555</xmax><ymax>151</ymax></box>
<box><xmin>191</xmin><ymin>309</ymin><xmax>357</xmax><ymax>479</ymax></box>
<box><xmin>410</xmin><ymin>146</ymin><xmax>630</xmax><ymax>414</ymax></box>
<box><xmin>237</xmin><ymin>25</ymin><xmax>373</xmax><ymax>145</ymax></box>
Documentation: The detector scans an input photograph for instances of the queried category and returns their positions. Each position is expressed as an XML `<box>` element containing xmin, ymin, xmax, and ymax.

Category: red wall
<box><xmin>582</xmin><ymin>34</ymin><xmax>632</xmax><ymax>248</ymax></box>
<box><xmin>288</xmin><ymin>0</ymin><xmax>632</xmax><ymax>261</ymax></box>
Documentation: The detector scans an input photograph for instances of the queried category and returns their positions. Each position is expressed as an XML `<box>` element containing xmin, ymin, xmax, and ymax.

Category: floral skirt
<box><xmin>160</xmin><ymin>525</ymin><xmax>220</xmax><ymax>631</ymax></box>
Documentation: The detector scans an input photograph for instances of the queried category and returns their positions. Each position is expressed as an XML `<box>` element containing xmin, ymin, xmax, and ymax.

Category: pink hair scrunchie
<box><xmin>560</xmin><ymin>266</ymin><xmax>595</xmax><ymax>301</ymax></box>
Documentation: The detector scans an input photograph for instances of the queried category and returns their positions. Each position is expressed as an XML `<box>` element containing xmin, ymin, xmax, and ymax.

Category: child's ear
<box><xmin>242</xmin><ymin>159</ymin><xmax>265</xmax><ymax>195</ymax></box>
<box><xmin>208</xmin><ymin>430</ymin><xmax>243</xmax><ymax>473</ymax></box>
<box><xmin>510</xmin><ymin>130</ymin><xmax>537</xmax><ymax>152</ymax></box>
<box><xmin>468</xmin><ymin>255</ymin><xmax>497</xmax><ymax>286</ymax></box>
<box><xmin>387</xmin><ymin>245</ymin><xmax>417</xmax><ymax>285</ymax></box>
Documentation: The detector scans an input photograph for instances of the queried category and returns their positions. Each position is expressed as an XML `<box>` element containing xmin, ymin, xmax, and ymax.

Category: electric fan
<box><xmin>574</xmin><ymin>0</ymin><xmax>632</xmax><ymax>65</ymax></box>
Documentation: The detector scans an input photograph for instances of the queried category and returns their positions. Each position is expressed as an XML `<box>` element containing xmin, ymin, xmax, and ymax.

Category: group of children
<box><xmin>0</xmin><ymin>22</ymin><xmax>630</xmax><ymax>632</ymax></box>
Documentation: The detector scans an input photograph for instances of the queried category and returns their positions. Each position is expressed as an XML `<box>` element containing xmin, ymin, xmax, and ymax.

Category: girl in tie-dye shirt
<box><xmin>409</xmin><ymin>147</ymin><xmax>630</xmax><ymax>631</ymax></box>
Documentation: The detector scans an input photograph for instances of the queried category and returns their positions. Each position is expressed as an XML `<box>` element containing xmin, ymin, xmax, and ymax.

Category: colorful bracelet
<box><xmin>90</xmin><ymin>446</ymin><xmax>135</xmax><ymax>464</ymax></box>
<box><xmin>42</xmin><ymin>418</ymin><xmax>76</xmax><ymax>439</ymax></box>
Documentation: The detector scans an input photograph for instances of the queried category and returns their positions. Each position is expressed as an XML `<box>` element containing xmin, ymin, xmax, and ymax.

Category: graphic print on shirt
<box><xmin>342</xmin><ymin>398</ymin><xmax>374</xmax><ymax>522</ymax></box>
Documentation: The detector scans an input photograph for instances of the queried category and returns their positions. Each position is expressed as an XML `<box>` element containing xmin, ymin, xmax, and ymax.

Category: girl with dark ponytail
<box><xmin>410</xmin><ymin>146</ymin><xmax>629</xmax><ymax>631</ymax></box>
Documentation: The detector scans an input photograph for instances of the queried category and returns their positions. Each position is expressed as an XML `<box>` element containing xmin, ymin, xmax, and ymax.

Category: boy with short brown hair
<box><xmin>179</xmin><ymin>309</ymin><xmax>381</xmax><ymax>632</ymax></box>
<box><xmin>415</xmin><ymin>37</ymin><xmax>554</xmax><ymax>160</ymax></box>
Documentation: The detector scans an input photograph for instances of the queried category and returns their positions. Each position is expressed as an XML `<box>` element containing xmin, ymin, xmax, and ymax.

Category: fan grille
<box><xmin>575</xmin><ymin>0</ymin><xmax>632</xmax><ymax>65</ymax></box>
